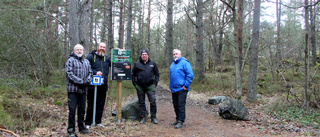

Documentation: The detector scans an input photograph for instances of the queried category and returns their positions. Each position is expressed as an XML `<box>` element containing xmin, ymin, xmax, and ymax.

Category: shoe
<box><xmin>151</xmin><ymin>118</ymin><xmax>158</xmax><ymax>124</ymax></box>
<box><xmin>140</xmin><ymin>117</ymin><xmax>146</xmax><ymax>124</ymax></box>
<box><xmin>174</xmin><ymin>121</ymin><xmax>183</xmax><ymax>129</ymax></box>
<box><xmin>171</xmin><ymin>120</ymin><xmax>178</xmax><ymax>125</ymax></box>
<box><xmin>85</xmin><ymin>125</ymin><xmax>90</xmax><ymax>129</ymax></box>
<box><xmin>68</xmin><ymin>133</ymin><xmax>76</xmax><ymax>137</ymax></box>
<box><xmin>79</xmin><ymin>128</ymin><xmax>91</xmax><ymax>134</ymax></box>
<box><xmin>97</xmin><ymin>123</ymin><xmax>105</xmax><ymax>128</ymax></box>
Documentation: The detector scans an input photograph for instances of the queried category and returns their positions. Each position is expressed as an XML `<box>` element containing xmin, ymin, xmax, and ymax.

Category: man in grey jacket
<box><xmin>65</xmin><ymin>44</ymin><xmax>93</xmax><ymax>137</ymax></box>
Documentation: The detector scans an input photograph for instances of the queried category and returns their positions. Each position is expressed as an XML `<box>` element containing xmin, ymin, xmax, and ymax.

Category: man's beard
<box><xmin>98</xmin><ymin>49</ymin><xmax>105</xmax><ymax>56</ymax></box>
<box><xmin>76</xmin><ymin>52</ymin><xmax>83</xmax><ymax>58</ymax></box>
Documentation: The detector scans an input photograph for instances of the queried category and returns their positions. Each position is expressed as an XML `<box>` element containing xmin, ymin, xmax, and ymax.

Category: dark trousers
<box><xmin>172</xmin><ymin>89</ymin><xmax>188</xmax><ymax>122</ymax></box>
<box><xmin>136</xmin><ymin>84</ymin><xmax>157</xmax><ymax>119</ymax></box>
<box><xmin>85</xmin><ymin>85</ymin><xmax>107</xmax><ymax>125</ymax></box>
<box><xmin>67</xmin><ymin>92</ymin><xmax>87</xmax><ymax>133</ymax></box>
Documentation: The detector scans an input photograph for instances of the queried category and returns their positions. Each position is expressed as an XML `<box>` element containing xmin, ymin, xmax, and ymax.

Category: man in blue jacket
<box><xmin>85</xmin><ymin>42</ymin><xmax>111</xmax><ymax>128</ymax></box>
<box><xmin>169</xmin><ymin>49</ymin><xmax>194</xmax><ymax>129</ymax></box>
<box><xmin>65</xmin><ymin>44</ymin><xmax>92</xmax><ymax>137</ymax></box>
<box><xmin>132</xmin><ymin>50</ymin><xmax>160</xmax><ymax>124</ymax></box>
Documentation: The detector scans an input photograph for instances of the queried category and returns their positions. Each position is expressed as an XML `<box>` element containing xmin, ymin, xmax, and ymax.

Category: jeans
<box><xmin>67</xmin><ymin>92</ymin><xmax>87</xmax><ymax>133</ymax></box>
<box><xmin>85</xmin><ymin>85</ymin><xmax>107</xmax><ymax>125</ymax></box>
<box><xmin>172</xmin><ymin>89</ymin><xmax>188</xmax><ymax>122</ymax></box>
<box><xmin>136</xmin><ymin>84</ymin><xmax>157</xmax><ymax>119</ymax></box>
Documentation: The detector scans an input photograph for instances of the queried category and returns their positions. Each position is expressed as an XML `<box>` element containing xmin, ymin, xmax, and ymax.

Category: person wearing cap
<box><xmin>132</xmin><ymin>50</ymin><xmax>160</xmax><ymax>124</ymax></box>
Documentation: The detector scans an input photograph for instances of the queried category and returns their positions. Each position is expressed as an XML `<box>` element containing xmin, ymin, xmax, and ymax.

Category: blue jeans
<box><xmin>67</xmin><ymin>92</ymin><xmax>87</xmax><ymax>133</ymax></box>
<box><xmin>172</xmin><ymin>89</ymin><xmax>188</xmax><ymax>122</ymax></box>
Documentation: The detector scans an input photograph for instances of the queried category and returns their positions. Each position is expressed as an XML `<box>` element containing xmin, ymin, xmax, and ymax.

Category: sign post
<box><xmin>91</xmin><ymin>75</ymin><xmax>102</xmax><ymax>126</ymax></box>
<box><xmin>111</xmin><ymin>49</ymin><xmax>131</xmax><ymax>123</ymax></box>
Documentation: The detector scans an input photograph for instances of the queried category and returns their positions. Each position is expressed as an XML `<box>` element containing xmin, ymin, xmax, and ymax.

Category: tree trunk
<box><xmin>304</xmin><ymin>0</ymin><xmax>310</xmax><ymax>108</ymax></box>
<box><xmin>138</xmin><ymin>0</ymin><xmax>143</xmax><ymax>52</ymax></box>
<box><xmin>78</xmin><ymin>0</ymin><xmax>91</xmax><ymax>53</ymax></box>
<box><xmin>89</xmin><ymin>0</ymin><xmax>95</xmax><ymax>51</ymax></box>
<box><xmin>126</xmin><ymin>0</ymin><xmax>133</xmax><ymax>50</ymax></box>
<box><xmin>101</xmin><ymin>0</ymin><xmax>107</xmax><ymax>43</ymax></box>
<box><xmin>247</xmin><ymin>0</ymin><xmax>261</xmax><ymax>103</ymax></box>
<box><xmin>166</xmin><ymin>0</ymin><xmax>174</xmax><ymax>67</ymax></box>
<box><xmin>196</xmin><ymin>0</ymin><xmax>205</xmax><ymax>79</ymax></box>
<box><xmin>276</xmin><ymin>0</ymin><xmax>282</xmax><ymax>67</ymax></box>
<box><xmin>147</xmin><ymin>0</ymin><xmax>152</xmax><ymax>51</ymax></box>
<box><xmin>64</xmin><ymin>0</ymin><xmax>69</xmax><ymax>60</ymax></box>
<box><xmin>118</xmin><ymin>0</ymin><xmax>124</xmax><ymax>49</ymax></box>
<box><xmin>67</xmin><ymin>0</ymin><xmax>79</xmax><ymax>50</ymax></box>
<box><xmin>108</xmin><ymin>0</ymin><xmax>114</xmax><ymax>55</ymax></box>
<box><xmin>310</xmin><ymin>0</ymin><xmax>316</xmax><ymax>66</ymax></box>
<box><xmin>237</xmin><ymin>0</ymin><xmax>243</xmax><ymax>70</ymax></box>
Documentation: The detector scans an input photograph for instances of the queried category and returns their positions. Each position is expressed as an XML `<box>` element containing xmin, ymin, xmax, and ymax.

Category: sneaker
<box><xmin>151</xmin><ymin>118</ymin><xmax>158</xmax><ymax>124</ymax></box>
<box><xmin>79</xmin><ymin>128</ymin><xmax>91</xmax><ymax>134</ymax></box>
<box><xmin>174</xmin><ymin>121</ymin><xmax>183</xmax><ymax>129</ymax></box>
<box><xmin>85</xmin><ymin>125</ymin><xmax>90</xmax><ymax>129</ymax></box>
<box><xmin>171</xmin><ymin>120</ymin><xmax>178</xmax><ymax>125</ymax></box>
<box><xmin>68</xmin><ymin>132</ymin><xmax>76</xmax><ymax>137</ymax></box>
<box><xmin>140</xmin><ymin>117</ymin><xmax>146</xmax><ymax>124</ymax></box>
<box><xmin>97</xmin><ymin>123</ymin><xmax>105</xmax><ymax>128</ymax></box>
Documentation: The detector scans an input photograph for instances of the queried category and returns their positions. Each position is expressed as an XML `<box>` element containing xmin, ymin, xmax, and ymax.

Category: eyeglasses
<box><xmin>75</xmin><ymin>49</ymin><xmax>84</xmax><ymax>51</ymax></box>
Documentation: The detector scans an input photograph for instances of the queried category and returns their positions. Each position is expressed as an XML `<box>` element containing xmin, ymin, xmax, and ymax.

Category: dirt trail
<box><xmin>139</xmin><ymin>84</ymin><xmax>263</xmax><ymax>137</ymax></box>
<box><xmin>20</xmin><ymin>83</ymin><xmax>306</xmax><ymax>137</ymax></box>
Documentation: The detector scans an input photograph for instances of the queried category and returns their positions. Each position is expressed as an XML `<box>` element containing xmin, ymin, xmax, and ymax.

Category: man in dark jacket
<box><xmin>132</xmin><ymin>50</ymin><xmax>160</xmax><ymax>124</ymax></box>
<box><xmin>65</xmin><ymin>44</ymin><xmax>92</xmax><ymax>137</ymax></box>
<box><xmin>85</xmin><ymin>42</ymin><xmax>111</xmax><ymax>128</ymax></box>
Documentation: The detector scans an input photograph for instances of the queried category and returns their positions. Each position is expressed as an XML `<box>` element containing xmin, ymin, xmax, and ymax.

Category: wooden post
<box><xmin>116</xmin><ymin>81</ymin><xmax>122</xmax><ymax>123</ymax></box>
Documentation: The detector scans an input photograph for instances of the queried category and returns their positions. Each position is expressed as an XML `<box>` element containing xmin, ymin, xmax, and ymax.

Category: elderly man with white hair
<box><xmin>65</xmin><ymin>44</ymin><xmax>92</xmax><ymax>137</ymax></box>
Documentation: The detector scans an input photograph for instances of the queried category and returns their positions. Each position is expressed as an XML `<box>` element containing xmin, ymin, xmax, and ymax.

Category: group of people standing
<box><xmin>65</xmin><ymin>43</ymin><xmax>193</xmax><ymax>137</ymax></box>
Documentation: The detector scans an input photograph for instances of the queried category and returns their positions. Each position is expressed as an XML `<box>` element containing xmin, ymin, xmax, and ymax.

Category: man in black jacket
<box><xmin>85</xmin><ymin>42</ymin><xmax>111</xmax><ymax>128</ymax></box>
<box><xmin>132</xmin><ymin>50</ymin><xmax>160</xmax><ymax>124</ymax></box>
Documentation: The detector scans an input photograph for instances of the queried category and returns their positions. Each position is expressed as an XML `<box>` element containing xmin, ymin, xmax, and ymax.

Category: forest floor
<box><xmin>2</xmin><ymin>82</ymin><xmax>319</xmax><ymax>137</ymax></box>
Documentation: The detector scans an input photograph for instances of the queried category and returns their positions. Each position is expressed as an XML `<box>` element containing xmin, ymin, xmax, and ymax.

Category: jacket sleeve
<box><xmin>131</xmin><ymin>63</ymin><xmax>137</xmax><ymax>86</ymax></box>
<box><xmin>183</xmin><ymin>61</ymin><xmax>193</xmax><ymax>89</ymax></box>
<box><xmin>153</xmin><ymin>62</ymin><xmax>160</xmax><ymax>86</ymax></box>
<box><xmin>65</xmin><ymin>58</ymin><xmax>84</xmax><ymax>84</ymax></box>
<box><xmin>86</xmin><ymin>54</ymin><xmax>98</xmax><ymax>75</ymax></box>
<box><xmin>85</xmin><ymin>59</ymin><xmax>93</xmax><ymax>84</ymax></box>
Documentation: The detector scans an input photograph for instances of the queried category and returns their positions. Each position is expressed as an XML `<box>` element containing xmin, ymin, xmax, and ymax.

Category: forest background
<box><xmin>0</xmin><ymin>0</ymin><xmax>320</xmax><ymax>136</ymax></box>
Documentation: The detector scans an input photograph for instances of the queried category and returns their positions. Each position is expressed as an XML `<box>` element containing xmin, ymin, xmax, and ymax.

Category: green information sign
<box><xmin>111</xmin><ymin>49</ymin><xmax>132</xmax><ymax>80</ymax></box>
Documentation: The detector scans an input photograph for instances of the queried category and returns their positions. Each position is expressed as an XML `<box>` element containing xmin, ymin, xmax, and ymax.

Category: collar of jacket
<box><xmin>173</xmin><ymin>56</ymin><xmax>183</xmax><ymax>64</ymax></box>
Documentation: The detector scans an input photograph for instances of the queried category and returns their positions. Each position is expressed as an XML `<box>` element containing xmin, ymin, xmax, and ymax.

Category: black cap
<box><xmin>141</xmin><ymin>50</ymin><xmax>149</xmax><ymax>55</ymax></box>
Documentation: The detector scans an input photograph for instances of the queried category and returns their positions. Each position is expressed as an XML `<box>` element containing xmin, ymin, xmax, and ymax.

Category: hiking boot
<box><xmin>85</xmin><ymin>125</ymin><xmax>90</xmax><ymax>129</ymax></box>
<box><xmin>140</xmin><ymin>117</ymin><xmax>146</xmax><ymax>124</ymax></box>
<box><xmin>97</xmin><ymin>123</ymin><xmax>105</xmax><ymax>128</ymax></box>
<box><xmin>171</xmin><ymin>120</ymin><xmax>178</xmax><ymax>125</ymax></box>
<box><xmin>151</xmin><ymin>118</ymin><xmax>158</xmax><ymax>124</ymax></box>
<box><xmin>174</xmin><ymin>121</ymin><xmax>183</xmax><ymax>129</ymax></box>
<box><xmin>68</xmin><ymin>132</ymin><xmax>76</xmax><ymax>137</ymax></box>
<box><xmin>79</xmin><ymin>128</ymin><xmax>91</xmax><ymax>134</ymax></box>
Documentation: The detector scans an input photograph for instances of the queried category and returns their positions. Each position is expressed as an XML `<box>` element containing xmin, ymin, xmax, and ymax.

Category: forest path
<box><xmin>26</xmin><ymin>82</ymin><xmax>304</xmax><ymax>137</ymax></box>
